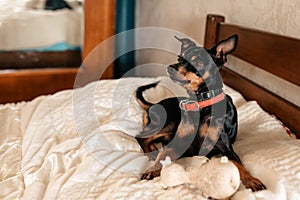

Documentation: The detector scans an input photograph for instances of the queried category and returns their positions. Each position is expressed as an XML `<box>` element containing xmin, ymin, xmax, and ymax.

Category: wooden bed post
<box><xmin>204</xmin><ymin>14</ymin><xmax>225</xmax><ymax>49</ymax></box>
<box><xmin>83</xmin><ymin>0</ymin><xmax>116</xmax><ymax>79</ymax></box>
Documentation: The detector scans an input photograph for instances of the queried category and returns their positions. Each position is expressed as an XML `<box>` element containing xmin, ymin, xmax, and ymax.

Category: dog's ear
<box><xmin>175</xmin><ymin>36</ymin><xmax>197</xmax><ymax>56</ymax></box>
<box><xmin>210</xmin><ymin>34</ymin><xmax>238</xmax><ymax>66</ymax></box>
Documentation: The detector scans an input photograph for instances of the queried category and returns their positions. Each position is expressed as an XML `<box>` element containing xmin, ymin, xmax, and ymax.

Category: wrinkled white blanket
<box><xmin>1</xmin><ymin>77</ymin><xmax>299</xmax><ymax>200</ymax></box>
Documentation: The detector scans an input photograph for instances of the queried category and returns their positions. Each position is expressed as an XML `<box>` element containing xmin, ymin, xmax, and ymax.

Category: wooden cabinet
<box><xmin>0</xmin><ymin>0</ymin><xmax>116</xmax><ymax>103</ymax></box>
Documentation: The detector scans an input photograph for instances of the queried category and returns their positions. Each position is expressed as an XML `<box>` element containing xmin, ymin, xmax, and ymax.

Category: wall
<box><xmin>134</xmin><ymin>0</ymin><xmax>300</xmax><ymax>106</ymax></box>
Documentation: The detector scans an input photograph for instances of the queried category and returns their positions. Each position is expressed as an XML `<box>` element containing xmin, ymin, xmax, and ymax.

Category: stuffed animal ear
<box><xmin>175</xmin><ymin>36</ymin><xmax>197</xmax><ymax>56</ymax></box>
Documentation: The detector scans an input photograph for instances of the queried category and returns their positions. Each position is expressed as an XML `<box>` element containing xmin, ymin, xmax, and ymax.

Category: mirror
<box><xmin>0</xmin><ymin>0</ymin><xmax>83</xmax><ymax>70</ymax></box>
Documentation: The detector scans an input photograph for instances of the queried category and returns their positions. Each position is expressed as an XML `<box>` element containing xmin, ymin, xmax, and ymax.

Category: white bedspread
<box><xmin>0</xmin><ymin>77</ymin><xmax>299</xmax><ymax>199</ymax></box>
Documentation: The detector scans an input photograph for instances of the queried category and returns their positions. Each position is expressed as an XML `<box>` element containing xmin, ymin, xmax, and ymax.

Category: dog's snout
<box><xmin>167</xmin><ymin>66</ymin><xmax>177</xmax><ymax>74</ymax></box>
<box><xmin>169</xmin><ymin>63</ymin><xmax>177</xmax><ymax>69</ymax></box>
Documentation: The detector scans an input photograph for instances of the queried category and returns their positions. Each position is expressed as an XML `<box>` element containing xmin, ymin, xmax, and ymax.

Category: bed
<box><xmin>0</xmin><ymin>0</ymin><xmax>82</xmax><ymax>69</ymax></box>
<box><xmin>1</xmin><ymin>13</ymin><xmax>300</xmax><ymax>199</ymax></box>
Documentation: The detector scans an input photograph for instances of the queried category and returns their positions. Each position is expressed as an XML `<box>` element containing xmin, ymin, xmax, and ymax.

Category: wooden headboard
<box><xmin>204</xmin><ymin>14</ymin><xmax>300</xmax><ymax>137</ymax></box>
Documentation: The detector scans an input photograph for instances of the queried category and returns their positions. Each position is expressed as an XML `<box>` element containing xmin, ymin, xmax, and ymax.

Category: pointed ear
<box><xmin>211</xmin><ymin>34</ymin><xmax>238</xmax><ymax>58</ymax></box>
<box><xmin>175</xmin><ymin>36</ymin><xmax>197</xmax><ymax>56</ymax></box>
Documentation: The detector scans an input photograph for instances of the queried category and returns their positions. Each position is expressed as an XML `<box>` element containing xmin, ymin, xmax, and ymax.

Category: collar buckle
<box><xmin>179</xmin><ymin>99</ymin><xmax>200</xmax><ymax>111</ymax></box>
<box><xmin>179</xmin><ymin>91</ymin><xmax>225</xmax><ymax>111</ymax></box>
<box><xmin>200</xmin><ymin>90</ymin><xmax>218</xmax><ymax>100</ymax></box>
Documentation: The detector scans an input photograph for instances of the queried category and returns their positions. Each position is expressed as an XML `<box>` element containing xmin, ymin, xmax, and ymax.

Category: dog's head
<box><xmin>167</xmin><ymin>35</ymin><xmax>238</xmax><ymax>94</ymax></box>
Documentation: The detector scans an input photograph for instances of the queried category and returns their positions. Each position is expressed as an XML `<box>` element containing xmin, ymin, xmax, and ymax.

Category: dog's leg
<box><xmin>138</xmin><ymin>132</ymin><xmax>173</xmax><ymax>158</ymax></box>
<box><xmin>219</xmin><ymin>117</ymin><xmax>266</xmax><ymax>191</ymax></box>
<box><xmin>141</xmin><ymin>148</ymin><xmax>178</xmax><ymax>180</ymax></box>
<box><xmin>231</xmin><ymin>159</ymin><xmax>267</xmax><ymax>191</ymax></box>
<box><xmin>226</xmin><ymin>149</ymin><xmax>266</xmax><ymax>191</ymax></box>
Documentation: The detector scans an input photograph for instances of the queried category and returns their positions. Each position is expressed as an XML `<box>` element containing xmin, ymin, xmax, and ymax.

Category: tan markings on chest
<box><xmin>199</xmin><ymin>123</ymin><xmax>221</xmax><ymax>142</ymax></box>
<box><xmin>177</xmin><ymin>120</ymin><xmax>195</xmax><ymax>138</ymax></box>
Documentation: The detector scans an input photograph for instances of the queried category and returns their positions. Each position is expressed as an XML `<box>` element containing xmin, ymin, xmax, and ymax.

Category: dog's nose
<box><xmin>167</xmin><ymin>66</ymin><xmax>176</xmax><ymax>74</ymax></box>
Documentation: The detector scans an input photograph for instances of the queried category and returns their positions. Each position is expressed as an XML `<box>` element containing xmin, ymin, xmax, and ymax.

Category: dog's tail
<box><xmin>136</xmin><ymin>81</ymin><xmax>160</xmax><ymax>110</ymax></box>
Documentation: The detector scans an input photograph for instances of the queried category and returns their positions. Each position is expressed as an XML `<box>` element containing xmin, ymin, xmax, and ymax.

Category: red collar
<box><xmin>179</xmin><ymin>92</ymin><xmax>225</xmax><ymax>111</ymax></box>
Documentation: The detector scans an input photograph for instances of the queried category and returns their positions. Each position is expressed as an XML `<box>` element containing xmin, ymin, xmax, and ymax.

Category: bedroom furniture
<box><xmin>0</xmin><ymin>0</ymin><xmax>115</xmax><ymax>104</ymax></box>
<box><xmin>0</xmin><ymin>0</ymin><xmax>83</xmax><ymax>70</ymax></box>
<box><xmin>204</xmin><ymin>14</ymin><xmax>300</xmax><ymax>137</ymax></box>
<box><xmin>0</xmin><ymin>50</ymin><xmax>82</xmax><ymax>70</ymax></box>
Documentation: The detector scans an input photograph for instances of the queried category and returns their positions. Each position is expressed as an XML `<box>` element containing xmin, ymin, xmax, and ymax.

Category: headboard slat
<box><xmin>217</xmin><ymin>24</ymin><xmax>300</xmax><ymax>87</ymax></box>
<box><xmin>204</xmin><ymin>15</ymin><xmax>225</xmax><ymax>49</ymax></box>
<box><xmin>221</xmin><ymin>67</ymin><xmax>300</xmax><ymax>137</ymax></box>
<box><xmin>204</xmin><ymin>14</ymin><xmax>300</xmax><ymax>137</ymax></box>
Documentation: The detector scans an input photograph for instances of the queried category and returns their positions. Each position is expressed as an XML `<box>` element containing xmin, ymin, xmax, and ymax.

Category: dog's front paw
<box><xmin>243</xmin><ymin>176</ymin><xmax>266</xmax><ymax>191</ymax></box>
<box><xmin>141</xmin><ymin>169</ymin><xmax>161</xmax><ymax>180</ymax></box>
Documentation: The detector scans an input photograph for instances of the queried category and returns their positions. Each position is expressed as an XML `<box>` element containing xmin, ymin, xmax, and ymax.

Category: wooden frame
<box><xmin>0</xmin><ymin>0</ymin><xmax>115</xmax><ymax>104</ymax></box>
<box><xmin>0</xmin><ymin>50</ymin><xmax>81</xmax><ymax>70</ymax></box>
<box><xmin>204</xmin><ymin>14</ymin><xmax>300</xmax><ymax>137</ymax></box>
<box><xmin>0</xmin><ymin>69</ymin><xmax>78</xmax><ymax>103</ymax></box>
<box><xmin>83</xmin><ymin>0</ymin><xmax>115</xmax><ymax>79</ymax></box>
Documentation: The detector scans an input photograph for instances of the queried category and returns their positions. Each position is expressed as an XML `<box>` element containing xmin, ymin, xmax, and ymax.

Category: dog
<box><xmin>135</xmin><ymin>35</ymin><xmax>266</xmax><ymax>191</ymax></box>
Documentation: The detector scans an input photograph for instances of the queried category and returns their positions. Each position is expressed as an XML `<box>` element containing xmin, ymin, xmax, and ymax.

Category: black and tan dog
<box><xmin>135</xmin><ymin>35</ymin><xmax>266</xmax><ymax>191</ymax></box>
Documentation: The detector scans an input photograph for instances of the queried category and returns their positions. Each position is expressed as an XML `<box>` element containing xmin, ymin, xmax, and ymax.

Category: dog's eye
<box><xmin>177</xmin><ymin>56</ymin><xmax>184</xmax><ymax>62</ymax></box>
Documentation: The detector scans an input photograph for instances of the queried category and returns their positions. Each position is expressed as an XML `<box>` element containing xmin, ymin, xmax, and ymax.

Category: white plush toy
<box><xmin>159</xmin><ymin>156</ymin><xmax>240</xmax><ymax>199</ymax></box>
